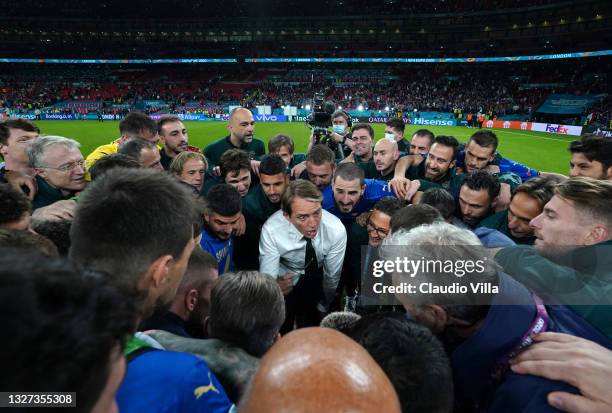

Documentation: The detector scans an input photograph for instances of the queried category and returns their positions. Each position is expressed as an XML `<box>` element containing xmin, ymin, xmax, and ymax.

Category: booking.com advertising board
<box><xmin>483</xmin><ymin>119</ymin><xmax>582</xmax><ymax>136</ymax></box>
<box><xmin>6</xmin><ymin>113</ymin><xmax>80</xmax><ymax>120</ymax></box>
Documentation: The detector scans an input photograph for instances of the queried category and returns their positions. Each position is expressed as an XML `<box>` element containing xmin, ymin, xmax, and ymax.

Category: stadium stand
<box><xmin>0</xmin><ymin>58</ymin><xmax>609</xmax><ymax>126</ymax></box>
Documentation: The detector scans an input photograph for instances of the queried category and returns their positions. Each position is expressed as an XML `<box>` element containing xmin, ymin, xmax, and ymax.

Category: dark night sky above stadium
<box><xmin>0</xmin><ymin>0</ymin><xmax>608</xmax><ymax>58</ymax></box>
<box><xmin>1</xmin><ymin>0</ymin><xmax>577</xmax><ymax>18</ymax></box>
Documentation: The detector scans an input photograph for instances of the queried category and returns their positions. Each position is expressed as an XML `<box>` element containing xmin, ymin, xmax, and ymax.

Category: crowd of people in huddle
<box><xmin>1</xmin><ymin>107</ymin><xmax>612</xmax><ymax>413</ymax></box>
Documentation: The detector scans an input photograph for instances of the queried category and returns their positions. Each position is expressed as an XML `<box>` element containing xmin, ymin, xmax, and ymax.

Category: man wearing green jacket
<box><xmin>204</xmin><ymin>107</ymin><xmax>265</xmax><ymax>168</ymax></box>
<box><xmin>351</xmin><ymin>138</ymin><xmax>400</xmax><ymax>181</ymax></box>
<box><xmin>495</xmin><ymin>177</ymin><xmax>612</xmax><ymax>338</ymax></box>
<box><xmin>29</xmin><ymin>136</ymin><xmax>86</xmax><ymax>210</ymax></box>
<box><xmin>234</xmin><ymin>154</ymin><xmax>289</xmax><ymax>270</ymax></box>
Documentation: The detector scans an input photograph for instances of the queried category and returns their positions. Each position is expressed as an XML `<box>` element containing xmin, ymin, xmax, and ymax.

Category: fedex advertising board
<box><xmin>484</xmin><ymin>119</ymin><xmax>582</xmax><ymax>136</ymax></box>
<box><xmin>530</xmin><ymin>122</ymin><xmax>582</xmax><ymax>136</ymax></box>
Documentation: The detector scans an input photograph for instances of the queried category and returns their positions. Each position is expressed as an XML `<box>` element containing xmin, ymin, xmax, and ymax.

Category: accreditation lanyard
<box><xmin>493</xmin><ymin>294</ymin><xmax>548</xmax><ymax>381</ymax></box>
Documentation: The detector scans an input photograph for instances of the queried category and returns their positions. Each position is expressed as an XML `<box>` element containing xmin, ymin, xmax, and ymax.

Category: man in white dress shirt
<box><xmin>259</xmin><ymin>179</ymin><xmax>347</xmax><ymax>332</ymax></box>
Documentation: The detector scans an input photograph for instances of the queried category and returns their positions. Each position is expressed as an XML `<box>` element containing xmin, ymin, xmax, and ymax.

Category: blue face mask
<box><xmin>333</xmin><ymin>124</ymin><xmax>346</xmax><ymax>134</ymax></box>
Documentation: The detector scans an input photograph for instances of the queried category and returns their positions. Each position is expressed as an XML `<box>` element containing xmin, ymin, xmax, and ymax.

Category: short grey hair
<box><xmin>208</xmin><ymin>271</ymin><xmax>285</xmax><ymax>357</ymax></box>
<box><xmin>381</xmin><ymin>222</ymin><xmax>499</xmax><ymax>310</ymax></box>
<box><xmin>28</xmin><ymin>136</ymin><xmax>81</xmax><ymax>168</ymax></box>
<box><xmin>320</xmin><ymin>311</ymin><xmax>361</xmax><ymax>334</ymax></box>
<box><xmin>383</xmin><ymin>222</ymin><xmax>482</xmax><ymax>248</ymax></box>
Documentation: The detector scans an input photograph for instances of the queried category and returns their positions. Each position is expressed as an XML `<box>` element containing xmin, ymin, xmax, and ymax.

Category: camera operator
<box><xmin>329</xmin><ymin>110</ymin><xmax>355</xmax><ymax>154</ymax></box>
<box><xmin>306</xmin><ymin>94</ymin><xmax>355</xmax><ymax>161</ymax></box>
<box><xmin>307</xmin><ymin>110</ymin><xmax>355</xmax><ymax>160</ymax></box>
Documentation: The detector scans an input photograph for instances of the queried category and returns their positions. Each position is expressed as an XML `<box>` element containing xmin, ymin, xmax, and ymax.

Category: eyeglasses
<box><xmin>40</xmin><ymin>160</ymin><xmax>84</xmax><ymax>172</ymax></box>
<box><xmin>366</xmin><ymin>219</ymin><xmax>389</xmax><ymax>238</ymax></box>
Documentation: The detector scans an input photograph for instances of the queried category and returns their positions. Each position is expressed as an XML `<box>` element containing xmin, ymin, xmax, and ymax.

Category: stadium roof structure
<box><xmin>0</xmin><ymin>0</ymin><xmax>605</xmax><ymax>18</ymax></box>
<box><xmin>0</xmin><ymin>0</ymin><xmax>608</xmax><ymax>59</ymax></box>
<box><xmin>0</xmin><ymin>50</ymin><xmax>609</xmax><ymax>65</ymax></box>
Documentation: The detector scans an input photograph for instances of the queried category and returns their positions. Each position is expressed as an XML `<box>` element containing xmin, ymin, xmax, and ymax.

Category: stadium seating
<box><xmin>1</xmin><ymin>59</ymin><xmax>607</xmax><ymax>125</ymax></box>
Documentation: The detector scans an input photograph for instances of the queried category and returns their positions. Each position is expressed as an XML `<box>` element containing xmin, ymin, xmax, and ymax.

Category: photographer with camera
<box><xmin>306</xmin><ymin>93</ymin><xmax>355</xmax><ymax>161</ymax></box>
<box><xmin>291</xmin><ymin>95</ymin><xmax>358</xmax><ymax>180</ymax></box>
<box><xmin>329</xmin><ymin>110</ymin><xmax>355</xmax><ymax>153</ymax></box>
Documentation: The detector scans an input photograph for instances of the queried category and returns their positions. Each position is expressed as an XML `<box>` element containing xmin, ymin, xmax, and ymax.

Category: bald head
<box><xmin>229</xmin><ymin>107</ymin><xmax>252</xmax><ymax>122</ymax></box>
<box><xmin>374</xmin><ymin>138</ymin><xmax>400</xmax><ymax>174</ymax></box>
<box><xmin>376</xmin><ymin>137</ymin><xmax>398</xmax><ymax>152</ymax></box>
<box><xmin>239</xmin><ymin>327</ymin><xmax>400</xmax><ymax>413</ymax></box>
<box><xmin>228</xmin><ymin>108</ymin><xmax>255</xmax><ymax>144</ymax></box>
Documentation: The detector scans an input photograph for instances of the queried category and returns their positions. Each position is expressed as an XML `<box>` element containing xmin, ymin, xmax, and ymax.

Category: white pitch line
<box><xmin>494</xmin><ymin>129</ymin><xmax>570</xmax><ymax>143</ymax></box>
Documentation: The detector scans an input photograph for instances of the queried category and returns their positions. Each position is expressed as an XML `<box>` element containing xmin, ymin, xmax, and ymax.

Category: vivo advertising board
<box><xmin>217</xmin><ymin>114</ymin><xmax>288</xmax><ymax>122</ymax></box>
<box><xmin>253</xmin><ymin>114</ymin><xmax>288</xmax><ymax>122</ymax></box>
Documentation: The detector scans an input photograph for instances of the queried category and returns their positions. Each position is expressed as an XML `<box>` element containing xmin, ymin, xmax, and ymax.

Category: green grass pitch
<box><xmin>36</xmin><ymin>120</ymin><xmax>574</xmax><ymax>175</ymax></box>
